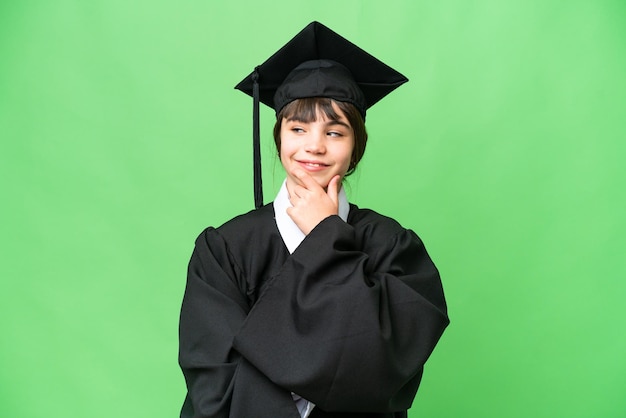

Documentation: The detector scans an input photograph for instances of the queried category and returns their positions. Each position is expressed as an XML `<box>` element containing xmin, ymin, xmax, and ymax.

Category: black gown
<box><xmin>179</xmin><ymin>203</ymin><xmax>449</xmax><ymax>418</ymax></box>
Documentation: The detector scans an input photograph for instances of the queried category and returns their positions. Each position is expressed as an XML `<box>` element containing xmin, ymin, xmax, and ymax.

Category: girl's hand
<box><xmin>286</xmin><ymin>170</ymin><xmax>341</xmax><ymax>235</ymax></box>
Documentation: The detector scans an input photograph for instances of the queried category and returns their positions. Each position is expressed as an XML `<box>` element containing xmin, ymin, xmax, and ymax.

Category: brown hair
<box><xmin>272</xmin><ymin>98</ymin><xmax>368</xmax><ymax>176</ymax></box>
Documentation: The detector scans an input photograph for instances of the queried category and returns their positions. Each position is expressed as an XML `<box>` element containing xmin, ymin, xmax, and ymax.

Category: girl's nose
<box><xmin>304</xmin><ymin>131</ymin><xmax>326</xmax><ymax>153</ymax></box>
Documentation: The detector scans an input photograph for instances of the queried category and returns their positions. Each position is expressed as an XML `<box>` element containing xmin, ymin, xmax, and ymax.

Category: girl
<box><xmin>179</xmin><ymin>22</ymin><xmax>449</xmax><ymax>418</ymax></box>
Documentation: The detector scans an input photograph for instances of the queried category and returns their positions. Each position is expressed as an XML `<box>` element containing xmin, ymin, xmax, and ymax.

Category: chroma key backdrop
<box><xmin>1</xmin><ymin>1</ymin><xmax>624</xmax><ymax>417</ymax></box>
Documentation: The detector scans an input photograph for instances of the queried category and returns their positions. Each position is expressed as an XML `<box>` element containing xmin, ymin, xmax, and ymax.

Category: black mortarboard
<box><xmin>235</xmin><ymin>21</ymin><xmax>408</xmax><ymax>208</ymax></box>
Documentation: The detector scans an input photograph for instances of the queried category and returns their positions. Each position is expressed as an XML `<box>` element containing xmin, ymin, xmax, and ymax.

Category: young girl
<box><xmin>179</xmin><ymin>22</ymin><xmax>449</xmax><ymax>418</ymax></box>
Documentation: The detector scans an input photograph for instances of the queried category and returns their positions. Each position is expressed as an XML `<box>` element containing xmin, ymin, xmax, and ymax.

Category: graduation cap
<box><xmin>235</xmin><ymin>21</ymin><xmax>408</xmax><ymax>209</ymax></box>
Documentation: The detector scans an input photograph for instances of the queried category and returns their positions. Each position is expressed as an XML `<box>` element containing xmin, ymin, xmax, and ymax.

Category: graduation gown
<box><xmin>179</xmin><ymin>203</ymin><xmax>449</xmax><ymax>418</ymax></box>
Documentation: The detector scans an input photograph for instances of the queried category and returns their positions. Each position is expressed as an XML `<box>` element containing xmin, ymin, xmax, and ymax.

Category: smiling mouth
<box><xmin>298</xmin><ymin>160</ymin><xmax>329</xmax><ymax>168</ymax></box>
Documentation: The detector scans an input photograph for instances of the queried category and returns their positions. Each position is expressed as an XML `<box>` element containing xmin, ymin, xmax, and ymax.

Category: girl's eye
<box><xmin>292</xmin><ymin>127</ymin><xmax>305</xmax><ymax>133</ymax></box>
<box><xmin>327</xmin><ymin>131</ymin><xmax>343</xmax><ymax>137</ymax></box>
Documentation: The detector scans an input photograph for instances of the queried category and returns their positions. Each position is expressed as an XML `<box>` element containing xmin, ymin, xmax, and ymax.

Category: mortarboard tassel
<box><xmin>252</xmin><ymin>67</ymin><xmax>263</xmax><ymax>209</ymax></box>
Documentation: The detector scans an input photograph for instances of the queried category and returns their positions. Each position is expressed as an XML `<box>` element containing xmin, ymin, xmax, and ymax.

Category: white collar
<box><xmin>273</xmin><ymin>179</ymin><xmax>350</xmax><ymax>254</ymax></box>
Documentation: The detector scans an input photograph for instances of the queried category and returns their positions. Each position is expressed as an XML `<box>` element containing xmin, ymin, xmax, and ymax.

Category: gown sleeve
<box><xmin>232</xmin><ymin>215</ymin><xmax>449</xmax><ymax>413</ymax></box>
<box><xmin>178</xmin><ymin>228</ymin><xmax>301</xmax><ymax>418</ymax></box>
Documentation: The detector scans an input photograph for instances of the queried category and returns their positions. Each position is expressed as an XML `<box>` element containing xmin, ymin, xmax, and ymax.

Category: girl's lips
<box><xmin>297</xmin><ymin>160</ymin><xmax>330</xmax><ymax>172</ymax></box>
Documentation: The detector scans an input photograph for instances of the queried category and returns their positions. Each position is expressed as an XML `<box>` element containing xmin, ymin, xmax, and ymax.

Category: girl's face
<box><xmin>280</xmin><ymin>102</ymin><xmax>354</xmax><ymax>190</ymax></box>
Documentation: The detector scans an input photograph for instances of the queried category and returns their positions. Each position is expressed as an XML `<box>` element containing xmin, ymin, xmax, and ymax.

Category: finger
<box><xmin>326</xmin><ymin>175</ymin><xmax>340</xmax><ymax>205</ymax></box>
<box><xmin>292</xmin><ymin>169</ymin><xmax>323</xmax><ymax>191</ymax></box>
<box><xmin>288</xmin><ymin>189</ymin><xmax>302</xmax><ymax>207</ymax></box>
<box><xmin>293</xmin><ymin>184</ymin><xmax>310</xmax><ymax>196</ymax></box>
<box><xmin>286</xmin><ymin>181</ymin><xmax>302</xmax><ymax>202</ymax></box>
<box><xmin>289</xmin><ymin>185</ymin><xmax>309</xmax><ymax>203</ymax></box>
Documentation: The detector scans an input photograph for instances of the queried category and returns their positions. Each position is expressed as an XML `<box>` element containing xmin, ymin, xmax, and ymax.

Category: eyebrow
<box><xmin>324</xmin><ymin>120</ymin><xmax>351</xmax><ymax>130</ymax></box>
<box><xmin>285</xmin><ymin>118</ymin><xmax>350</xmax><ymax>130</ymax></box>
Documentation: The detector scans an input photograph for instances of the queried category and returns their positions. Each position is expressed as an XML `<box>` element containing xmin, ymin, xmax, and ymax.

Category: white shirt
<box><xmin>273</xmin><ymin>179</ymin><xmax>350</xmax><ymax>418</ymax></box>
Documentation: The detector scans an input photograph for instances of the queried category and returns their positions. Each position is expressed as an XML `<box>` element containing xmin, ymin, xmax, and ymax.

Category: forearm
<box><xmin>233</xmin><ymin>216</ymin><xmax>449</xmax><ymax>411</ymax></box>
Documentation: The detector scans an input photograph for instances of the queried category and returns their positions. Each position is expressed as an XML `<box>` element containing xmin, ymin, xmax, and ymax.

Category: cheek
<box><xmin>279</xmin><ymin>137</ymin><xmax>296</xmax><ymax>168</ymax></box>
<box><xmin>279</xmin><ymin>150</ymin><xmax>288</xmax><ymax>169</ymax></box>
<box><xmin>279</xmin><ymin>127</ymin><xmax>296</xmax><ymax>157</ymax></box>
<box><xmin>340</xmin><ymin>140</ymin><xmax>355</xmax><ymax>169</ymax></box>
<box><xmin>279</xmin><ymin>139</ymin><xmax>292</xmax><ymax>159</ymax></box>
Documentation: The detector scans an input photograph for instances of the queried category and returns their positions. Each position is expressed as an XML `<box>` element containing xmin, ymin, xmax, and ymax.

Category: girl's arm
<box><xmin>179</xmin><ymin>228</ymin><xmax>301</xmax><ymax>418</ymax></box>
<box><xmin>233</xmin><ymin>215</ymin><xmax>449</xmax><ymax>413</ymax></box>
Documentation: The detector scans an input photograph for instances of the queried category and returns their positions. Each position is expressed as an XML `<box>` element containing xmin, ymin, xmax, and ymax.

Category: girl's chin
<box><xmin>287</xmin><ymin>174</ymin><xmax>330</xmax><ymax>189</ymax></box>
<box><xmin>314</xmin><ymin>178</ymin><xmax>330</xmax><ymax>188</ymax></box>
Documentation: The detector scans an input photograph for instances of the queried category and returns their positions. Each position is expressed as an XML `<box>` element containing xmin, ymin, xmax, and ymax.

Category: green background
<box><xmin>1</xmin><ymin>1</ymin><xmax>625</xmax><ymax>417</ymax></box>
